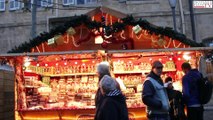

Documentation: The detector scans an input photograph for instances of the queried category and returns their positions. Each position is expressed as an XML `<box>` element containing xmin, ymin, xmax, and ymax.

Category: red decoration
<box><xmin>76</xmin><ymin>32</ymin><xmax>95</xmax><ymax>45</ymax></box>
<box><xmin>101</xmin><ymin>41</ymin><xmax>108</xmax><ymax>49</ymax></box>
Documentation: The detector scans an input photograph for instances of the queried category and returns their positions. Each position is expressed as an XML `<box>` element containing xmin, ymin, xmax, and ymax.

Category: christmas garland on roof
<box><xmin>8</xmin><ymin>15</ymin><xmax>204</xmax><ymax>53</ymax></box>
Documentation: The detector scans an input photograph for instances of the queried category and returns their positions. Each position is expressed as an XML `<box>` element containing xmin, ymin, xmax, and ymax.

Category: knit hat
<box><xmin>97</xmin><ymin>61</ymin><xmax>110</xmax><ymax>74</ymax></box>
<box><xmin>151</xmin><ymin>60</ymin><xmax>163</xmax><ymax>69</ymax></box>
<box><xmin>99</xmin><ymin>75</ymin><xmax>116</xmax><ymax>93</ymax></box>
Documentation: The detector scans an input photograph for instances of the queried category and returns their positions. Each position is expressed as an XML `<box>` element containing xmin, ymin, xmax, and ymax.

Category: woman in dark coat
<box><xmin>94</xmin><ymin>75</ymin><xmax>129</xmax><ymax>120</ymax></box>
<box><xmin>95</xmin><ymin>62</ymin><xmax>120</xmax><ymax>108</ymax></box>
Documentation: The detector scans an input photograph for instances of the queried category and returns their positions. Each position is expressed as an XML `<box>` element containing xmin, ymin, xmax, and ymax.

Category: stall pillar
<box><xmin>0</xmin><ymin>70</ymin><xmax>15</xmax><ymax>120</ymax></box>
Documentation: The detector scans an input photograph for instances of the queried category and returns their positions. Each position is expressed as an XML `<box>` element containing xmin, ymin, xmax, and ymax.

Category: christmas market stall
<box><xmin>1</xmin><ymin>7</ymin><xmax>213</xmax><ymax>120</ymax></box>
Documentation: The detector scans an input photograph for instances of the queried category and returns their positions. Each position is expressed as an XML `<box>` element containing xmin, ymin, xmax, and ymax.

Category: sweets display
<box><xmin>24</xmin><ymin>76</ymin><xmax>98</xmax><ymax>110</ymax></box>
<box><xmin>20</xmin><ymin>55</ymin><xmax>179</xmax><ymax>110</ymax></box>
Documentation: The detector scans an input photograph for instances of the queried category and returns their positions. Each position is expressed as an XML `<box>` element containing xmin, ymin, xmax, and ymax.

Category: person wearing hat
<box><xmin>94</xmin><ymin>75</ymin><xmax>129</xmax><ymax>120</ymax></box>
<box><xmin>142</xmin><ymin>61</ymin><xmax>170</xmax><ymax>120</ymax></box>
<box><xmin>164</xmin><ymin>77</ymin><xmax>186</xmax><ymax>120</ymax></box>
<box><xmin>95</xmin><ymin>62</ymin><xmax>121</xmax><ymax>113</ymax></box>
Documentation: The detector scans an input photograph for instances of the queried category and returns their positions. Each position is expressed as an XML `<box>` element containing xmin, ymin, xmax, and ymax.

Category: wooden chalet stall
<box><xmin>2</xmin><ymin>7</ymin><xmax>213</xmax><ymax>120</ymax></box>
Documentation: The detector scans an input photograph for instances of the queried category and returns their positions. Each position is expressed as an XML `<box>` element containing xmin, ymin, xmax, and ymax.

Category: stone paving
<box><xmin>203</xmin><ymin>93</ymin><xmax>213</xmax><ymax>120</ymax></box>
<box><xmin>204</xmin><ymin>108</ymin><xmax>213</xmax><ymax>120</ymax></box>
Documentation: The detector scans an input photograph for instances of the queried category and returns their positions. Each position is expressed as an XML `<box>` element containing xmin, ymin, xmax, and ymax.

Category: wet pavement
<box><xmin>204</xmin><ymin>96</ymin><xmax>213</xmax><ymax>120</ymax></box>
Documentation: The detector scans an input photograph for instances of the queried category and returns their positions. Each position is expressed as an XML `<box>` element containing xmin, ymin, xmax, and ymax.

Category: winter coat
<box><xmin>94</xmin><ymin>89</ymin><xmax>129</xmax><ymax>120</ymax></box>
<box><xmin>182</xmin><ymin>69</ymin><xmax>202</xmax><ymax>106</ymax></box>
<box><xmin>166</xmin><ymin>88</ymin><xmax>186</xmax><ymax>120</ymax></box>
<box><xmin>142</xmin><ymin>71</ymin><xmax>170</xmax><ymax>118</ymax></box>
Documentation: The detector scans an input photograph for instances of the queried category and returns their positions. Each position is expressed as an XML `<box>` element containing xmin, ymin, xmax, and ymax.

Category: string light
<box><xmin>120</xmin><ymin>30</ymin><xmax>126</xmax><ymax>39</ymax></box>
<box><xmin>173</xmin><ymin>40</ymin><xmax>182</xmax><ymax>48</ymax></box>
<box><xmin>42</xmin><ymin>43</ymin><xmax>45</xmax><ymax>52</ymax></box>
<box><xmin>36</xmin><ymin>46</ymin><xmax>41</xmax><ymax>53</ymax></box>
<box><xmin>164</xmin><ymin>38</ymin><xmax>172</xmax><ymax>48</ymax></box>
<box><xmin>72</xmin><ymin>36</ymin><xmax>80</xmax><ymax>47</ymax></box>
<box><xmin>24</xmin><ymin>61</ymin><xmax>31</xmax><ymax>67</ymax></box>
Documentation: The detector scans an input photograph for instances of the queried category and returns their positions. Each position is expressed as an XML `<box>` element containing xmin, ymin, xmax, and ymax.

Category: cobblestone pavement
<box><xmin>204</xmin><ymin>105</ymin><xmax>213</xmax><ymax>120</ymax></box>
<box><xmin>204</xmin><ymin>95</ymin><xmax>213</xmax><ymax>120</ymax></box>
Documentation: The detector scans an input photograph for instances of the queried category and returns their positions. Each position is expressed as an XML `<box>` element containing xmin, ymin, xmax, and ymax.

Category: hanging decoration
<box><xmin>54</xmin><ymin>35</ymin><xmax>64</xmax><ymax>45</ymax></box>
<box><xmin>101</xmin><ymin>41</ymin><xmax>108</xmax><ymax>49</ymax></box>
<box><xmin>47</xmin><ymin>35</ymin><xmax>64</xmax><ymax>46</ymax></box>
<box><xmin>47</xmin><ymin>37</ymin><xmax>55</xmax><ymax>46</ymax></box>
<box><xmin>66</xmin><ymin>27</ymin><xmax>76</xmax><ymax>36</ymax></box>
<box><xmin>8</xmin><ymin>15</ymin><xmax>204</xmax><ymax>53</ymax></box>
<box><xmin>132</xmin><ymin>25</ymin><xmax>142</xmax><ymax>35</ymax></box>
<box><xmin>157</xmin><ymin>36</ymin><xmax>167</xmax><ymax>47</ymax></box>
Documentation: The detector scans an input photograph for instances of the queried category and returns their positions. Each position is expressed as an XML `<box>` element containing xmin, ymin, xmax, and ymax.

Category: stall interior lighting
<box><xmin>24</xmin><ymin>61</ymin><xmax>31</xmax><ymax>67</ymax></box>
<box><xmin>183</xmin><ymin>54</ymin><xmax>191</xmax><ymax>61</ymax></box>
<box><xmin>95</xmin><ymin>35</ymin><xmax>104</xmax><ymax>44</ymax></box>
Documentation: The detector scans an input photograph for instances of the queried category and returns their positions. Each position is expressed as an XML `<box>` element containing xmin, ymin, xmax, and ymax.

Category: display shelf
<box><xmin>25</xmin><ymin>86</ymin><xmax>39</xmax><ymax>88</ymax></box>
<box><xmin>163</xmin><ymin>69</ymin><xmax>177</xmax><ymax>72</ymax></box>
<box><xmin>113</xmin><ymin>69</ymin><xmax>176</xmax><ymax>74</ymax></box>
<box><xmin>18</xmin><ymin>107</ymin><xmax>96</xmax><ymax>111</ymax></box>
<box><xmin>17</xmin><ymin>105</ymin><xmax>146</xmax><ymax>112</ymax></box>
<box><xmin>42</xmin><ymin>73</ymin><xmax>96</xmax><ymax>77</ymax></box>
<box><xmin>18</xmin><ymin>107</ymin><xmax>147</xmax><ymax>120</ymax></box>
<box><xmin>113</xmin><ymin>71</ymin><xmax>146</xmax><ymax>74</ymax></box>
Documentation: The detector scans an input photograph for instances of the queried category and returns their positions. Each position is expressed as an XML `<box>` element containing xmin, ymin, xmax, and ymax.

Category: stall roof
<box><xmin>8</xmin><ymin>7</ymin><xmax>204</xmax><ymax>53</ymax></box>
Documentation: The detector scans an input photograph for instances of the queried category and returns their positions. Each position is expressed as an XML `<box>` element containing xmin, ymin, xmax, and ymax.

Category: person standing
<box><xmin>164</xmin><ymin>77</ymin><xmax>186</xmax><ymax>120</ymax></box>
<box><xmin>142</xmin><ymin>61</ymin><xmax>170</xmax><ymax>120</ymax></box>
<box><xmin>181</xmin><ymin>62</ymin><xmax>203</xmax><ymax>120</ymax></box>
<box><xmin>95</xmin><ymin>62</ymin><xmax>120</xmax><ymax>109</ymax></box>
<box><xmin>95</xmin><ymin>61</ymin><xmax>112</xmax><ymax>108</ymax></box>
<box><xmin>94</xmin><ymin>75</ymin><xmax>129</xmax><ymax>120</ymax></box>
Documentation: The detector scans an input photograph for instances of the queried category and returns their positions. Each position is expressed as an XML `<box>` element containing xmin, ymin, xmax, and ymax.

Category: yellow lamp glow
<box><xmin>183</xmin><ymin>54</ymin><xmax>191</xmax><ymax>60</ymax></box>
<box><xmin>95</xmin><ymin>35</ymin><xmax>104</xmax><ymax>44</ymax></box>
<box><xmin>24</xmin><ymin>61</ymin><xmax>31</xmax><ymax>67</ymax></box>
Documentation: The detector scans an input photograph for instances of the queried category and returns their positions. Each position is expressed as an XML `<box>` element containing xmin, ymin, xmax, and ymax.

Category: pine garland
<box><xmin>8</xmin><ymin>15</ymin><xmax>204</xmax><ymax>53</ymax></box>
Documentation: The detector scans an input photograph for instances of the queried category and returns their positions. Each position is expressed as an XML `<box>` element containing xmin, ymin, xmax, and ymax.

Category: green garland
<box><xmin>8</xmin><ymin>15</ymin><xmax>204</xmax><ymax>53</ymax></box>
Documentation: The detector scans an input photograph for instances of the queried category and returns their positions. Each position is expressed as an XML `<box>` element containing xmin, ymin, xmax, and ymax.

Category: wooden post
<box><xmin>0</xmin><ymin>68</ymin><xmax>15</xmax><ymax>120</ymax></box>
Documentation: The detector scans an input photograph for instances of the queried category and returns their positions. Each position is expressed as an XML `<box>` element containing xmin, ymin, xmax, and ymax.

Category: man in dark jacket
<box><xmin>142</xmin><ymin>61</ymin><xmax>170</xmax><ymax>120</ymax></box>
<box><xmin>181</xmin><ymin>62</ymin><xmax>203</xmax><ymax>120</ymax></box>
<box><xmin>95</xmin><ymin>75</ymin><xmax>129</xmax><ymax>120</ymax></box>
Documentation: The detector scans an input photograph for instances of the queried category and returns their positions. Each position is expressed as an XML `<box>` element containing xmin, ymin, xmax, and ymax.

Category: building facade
<box><xmin>0</xmin><ymin>0</ymin><xmax>213</xmax><ymax>53</ymax></box>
